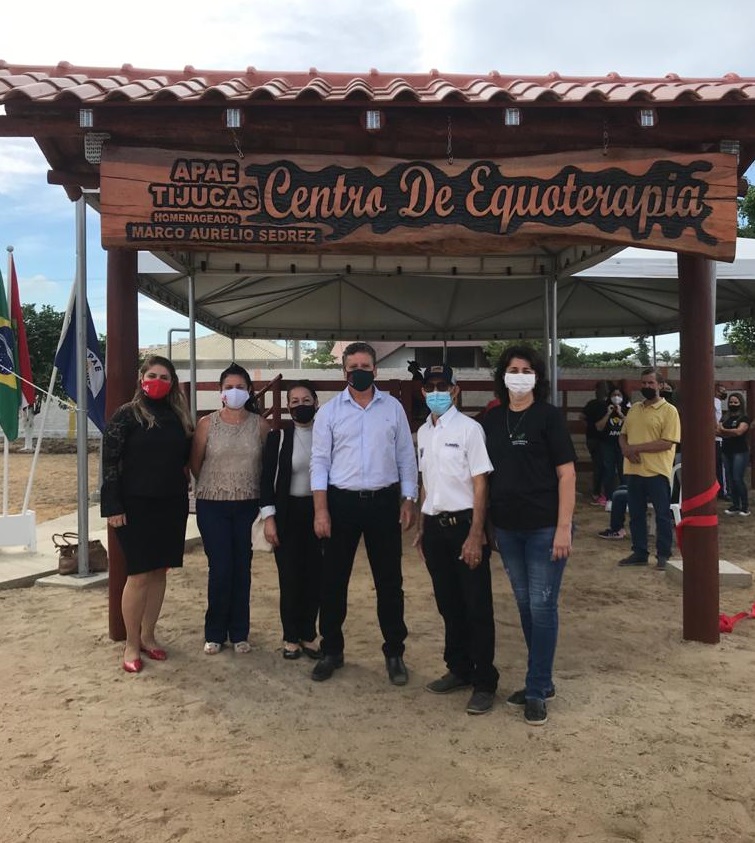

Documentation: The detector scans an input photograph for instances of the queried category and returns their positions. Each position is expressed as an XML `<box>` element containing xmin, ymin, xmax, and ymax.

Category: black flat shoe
<box><xmin>283</xmin><ymin>647</ymin><xmax>302</xmax><ymax>660</ymax></box>
<box><xmin>385</xmin><ymin>655</ymin><xmax>408</xmax><ymax>686</ymax></box>
<box><xmin>301</xmin><ymin>645</ymin><xmax>322</xmax><ymax>660</ymax></box>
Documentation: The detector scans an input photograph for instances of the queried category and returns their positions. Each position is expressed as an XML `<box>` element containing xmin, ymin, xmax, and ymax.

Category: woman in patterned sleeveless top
<box><xmin>190</xmin><ymin>363</ymin><xmax>271</xmax><ymax>655</ymax></box>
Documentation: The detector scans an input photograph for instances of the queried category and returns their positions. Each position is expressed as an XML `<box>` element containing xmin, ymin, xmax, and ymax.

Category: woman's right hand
<box><xmin>107</xmin><ymin>513</ymin><xmax>126</xmax><ymax>528</ymax></box>
<box><xmin>263</xmin><ymin>517</ymin><xmax>280</xmax><ymax>548</ymax></box>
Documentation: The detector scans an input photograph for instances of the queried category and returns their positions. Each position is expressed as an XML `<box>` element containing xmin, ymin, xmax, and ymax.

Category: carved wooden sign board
<box><xmin>100</xmin><ymin>147</ymin><xmax>738</xmax><ymax>260</ymax></box>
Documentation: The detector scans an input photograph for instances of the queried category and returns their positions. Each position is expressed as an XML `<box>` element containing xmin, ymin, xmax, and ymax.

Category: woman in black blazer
<box><xmin>260</xmin><ymin>380</ymin><xmax>323</xmax><ymax>660</ymax></box>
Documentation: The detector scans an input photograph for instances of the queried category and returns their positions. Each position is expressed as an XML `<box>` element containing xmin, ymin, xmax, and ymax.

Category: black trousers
<box><xmin>320</xmin><ymin>486</ymin><xmax>407</xmax><ymax>658</ymax></box>
<box><xmin>422</xmin><ymin>518</ymin><xmax>498</xmax><ymax>692</ymax></box>
<box><xmin>273</xmin><ymin>496</ymin><xmax>322</xmax><ymax>644</ymax></box>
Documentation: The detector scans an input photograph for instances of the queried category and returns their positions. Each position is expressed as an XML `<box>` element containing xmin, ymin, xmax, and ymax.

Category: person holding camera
<box><xmin>594</xmin><ymin>384</ymin><xmax>629</xmax><ymax>503</ymax></box>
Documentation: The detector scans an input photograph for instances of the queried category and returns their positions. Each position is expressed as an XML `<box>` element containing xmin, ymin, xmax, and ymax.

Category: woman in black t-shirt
<box><xmin>482</xmin><ymin>345</ymin><xmax>576</xmax><ymax>727</ymax></box>
<box><xmin>101</xmin><ymin>355</ymin><xmax>193</xmax><ymax>674</ymax></box>
<box><xmin>595</xmin><ymin>385</ymin><xmax>629</xmax><ymax>501</ymax></box>
<box><xmin>718</xmin><ymin>394</ymin><xmax>751</xmax><ymax>516</ymax></box>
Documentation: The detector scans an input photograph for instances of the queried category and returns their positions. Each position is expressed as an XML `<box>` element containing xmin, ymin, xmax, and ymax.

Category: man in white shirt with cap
<box><xmin>414</xmin><ymin>364</ymin><xmax>499</xmax><ymax>715</ymax></box>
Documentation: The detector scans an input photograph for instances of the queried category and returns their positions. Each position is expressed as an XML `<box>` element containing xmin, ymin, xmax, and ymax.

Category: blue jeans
<box><xmin>609</xmin><ymin>486</ymin><xmax>628</xmax><ymax>532</ymax></box>
<box><xmin>723</xmin><ymin>451</ymin><xmax>749</xmax><ymax>512</ymax></box>
<box><xmin>196</xmin><ymin>498</ymin><xmax>259</xmax><ymax>644</ymax></box>
<box><xmin>495</xmin><ymin>526</ymin><xmax>566</xmax><ymax>702</ymax></box>
<box><xmin>626</xmin><ymin>474</ymin><xmax>672</xmax><ymax>560</ymax></box>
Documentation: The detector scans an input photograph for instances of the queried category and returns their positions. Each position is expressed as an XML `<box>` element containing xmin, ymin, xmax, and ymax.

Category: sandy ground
<box><xmin>1</xmin><ymin>461</ymin><xmax>754</xmax><ymax>843</ymax></box>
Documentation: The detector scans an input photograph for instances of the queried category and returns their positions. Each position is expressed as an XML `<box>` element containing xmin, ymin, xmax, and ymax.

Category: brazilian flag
<box><xmin>0</xmin><ymin>269</ymin><xmax>19</xmax><ymax>441</ymax></box>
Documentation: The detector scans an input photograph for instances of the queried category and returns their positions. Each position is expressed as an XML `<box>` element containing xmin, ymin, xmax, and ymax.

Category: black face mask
<box><xmin>290</xmin><ymin>404</ymin><xmax>316</xmax><ymax>424</ymax></box>
<box><xmin>641</xmin><ymin>387</ymin><xmax>657</xmax><ymax>400</ymax></box>
<box><xmin>719</xmin><ymin>391</ymin><xmax>728</xmax><ymax>400</ymax></box>
<box><xmin>728</xmin><ymin>404</ymin><xmax>741</xmax><ymax>413</ymax></box>
<box><xmin>348</xmin><ymin>369</ymin><xmax>375</xmax><ymax>392</ymax></box>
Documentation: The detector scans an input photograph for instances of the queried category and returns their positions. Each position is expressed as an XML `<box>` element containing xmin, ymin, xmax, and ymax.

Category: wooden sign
<box><xmin>100</xmin><ymin>147</ymin><xmax>738</xmax><ymax>260</ymax></box>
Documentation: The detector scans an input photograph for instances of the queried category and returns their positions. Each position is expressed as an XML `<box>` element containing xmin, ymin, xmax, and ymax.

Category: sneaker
<box><xmin>740</xmin><ymin>510</ymin><xmax>752</xmax><ymax>517</ymax></box>
<box><xmin>466</xmin><ymin>690</ymin><xmax>495</xmax><ymax>715</ymax></box>
<box><xmin>604</xmin><ymin>501</ymin><xmax>613</xmax><ymax>512</ymax></box>
<box><xmin>524</xmin><ymin>698</ymin><xmax>548</xmax><ymax>726</ymax></box>
<box><xmin>724</xmin><ymin>507</ymin><xmax>740</xmax><ymax>516</ymax></box>
<box><xmin>591</xmin><ymin>495</ymin><xmax>607</xmax><ymax>507</ymax></box>
<box><xmin>506</xmin><ymin>687</ymin><xmax>556</xmax><ymax>707</ymax></box>
<box><xmin>425</xmin><ymin>672</ymin><xmax>472</xmax><ymax>694</ymax></box>
<box><xmin>598</xmin><ymin>528</ymin><xmax>625</xmax><ymax>540</ymax></box>
<box><xmin>655</xmin><ymin>557</ymin><xmax>668</xmax><ymax>571</ymax></box>
<box><xmin>618</xmin><ymin>553</ymin><xmax>649</xmax><ymax>567</ymax></box>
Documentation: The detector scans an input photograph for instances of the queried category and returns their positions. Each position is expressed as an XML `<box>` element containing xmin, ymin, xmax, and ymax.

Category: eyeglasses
<box><xmin>424</xmin><ymin>382</ymin><xmax>452</xmax><ymax>392</ymax></box>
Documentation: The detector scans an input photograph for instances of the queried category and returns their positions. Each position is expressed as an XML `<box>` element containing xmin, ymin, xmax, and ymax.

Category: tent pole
<box><xmin>652</xmin><ymin>334</ymin><xmax>657</xmax><ymax>366</ymax></box>
<box><xmin>188</xmin><ymin>272</ymin><xmax>197</xmax><ymax>425</ymax></box>
<box><xmin>74</xmin><ymin>197</ymin><xmax>90</xmax><ymax>576</ymax></box>
<box><xmin>549</xmin><ymin>278</ymin><xmax>558</xmax><ymax>404</ymax></box>
<box><xmin>542</xmin><ymin>278</ymin><xmax>551</xmax><ymax>390</ymax></box>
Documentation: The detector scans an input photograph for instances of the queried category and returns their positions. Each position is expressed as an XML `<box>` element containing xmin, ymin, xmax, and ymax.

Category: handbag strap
<box><xmin>52</xmin><ymin>532</ymin><xmax>79</xmax><ymax>549</ymax></box>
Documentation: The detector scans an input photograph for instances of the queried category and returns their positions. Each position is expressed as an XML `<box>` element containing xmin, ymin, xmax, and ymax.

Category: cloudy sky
<box><xmin>1</xmin><ymin>0</ymin><xmax>754</xmax><ymax>350</ymax></box>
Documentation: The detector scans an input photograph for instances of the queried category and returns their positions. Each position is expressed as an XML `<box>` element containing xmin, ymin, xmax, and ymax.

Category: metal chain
<box><xmin>231</xmin><ymin>128</ymin><xmax>245</xmax><ymax>159</ymax></box>
<box><xmin>447</xmin><ymin>115</ymin><xmax>454</xmax><ymax>165</ymax></box>
<box><xmin>602</xmin><ymin>119</ymin><xmax>609</xmax><ymax>157</ymax></box>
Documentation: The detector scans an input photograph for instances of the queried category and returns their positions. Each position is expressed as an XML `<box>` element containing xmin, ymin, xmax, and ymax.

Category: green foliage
<box><xmin>21</xmin><ymin>303</ymin><xmax>65</xmax><ymax>397</ymax></box>
<box><xmin>632</xmin><ymin>335</ymin><xmax>652</xmax><ymax>366</ymax></box>
<box><xmin>483</xmin><ymin>339</ymin><xmax>637</xmax><ymax>370</ymax></box>
<box><xmin>302</xmin><ymin>340</ymin><xmax>339</xmax><ymax>368</ymax></box>
<box><xmin>726</xmin><ymin>184</ymin><xmax>755</xmax><ymax>363</ymax></box>
<box><xmin>724</xmin><ymin>319</ymin><xmax>755</xmax><ymax>365</ymax></box>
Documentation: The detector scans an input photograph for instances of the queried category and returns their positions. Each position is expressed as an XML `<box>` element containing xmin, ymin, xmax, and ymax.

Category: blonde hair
<box><xmin>130</xmin><ymin>355</ymin><xmax>193</xmax><ymax>435</ymax></box>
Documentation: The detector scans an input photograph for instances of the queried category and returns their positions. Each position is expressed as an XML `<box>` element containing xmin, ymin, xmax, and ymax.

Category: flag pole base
<box><xmin>0</xmin><ymin>510</ymin><xmax>37</xmax><ymax>552</ymax></box>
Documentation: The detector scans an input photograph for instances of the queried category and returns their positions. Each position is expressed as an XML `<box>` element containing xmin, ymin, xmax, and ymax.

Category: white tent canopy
<box><xmin>135</xmin><ymin>239</ymin><xmax>755</xmax><ymax>342</ymax></box>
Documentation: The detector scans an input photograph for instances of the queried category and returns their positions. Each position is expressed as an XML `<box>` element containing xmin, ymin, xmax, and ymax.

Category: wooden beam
<box><xmin>47</xmin><ymin>169</ymin><xmax>100</xmax><ymax>189</ymax></box>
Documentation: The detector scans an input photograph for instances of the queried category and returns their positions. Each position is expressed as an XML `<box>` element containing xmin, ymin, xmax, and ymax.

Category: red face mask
<box><xmin>142</xmin><ymin>378</ymin><xmax>172</xmax><ymax>400</ymax></box>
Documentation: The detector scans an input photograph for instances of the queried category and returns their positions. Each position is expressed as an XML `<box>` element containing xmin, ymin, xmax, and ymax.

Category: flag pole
<box><xmin>3</xmin><ymin>246</ymin><xmax>12</xmax><ymax>516</ymax></box>
<box><xmin>21</xmin><ymin>283</ymin><xmax>76</xmax><ymax>514</ymax></box>
<box><xmin>74</xmin><ymin>197</ymin><xmax>90</xmax><ymax>576</ymax></box>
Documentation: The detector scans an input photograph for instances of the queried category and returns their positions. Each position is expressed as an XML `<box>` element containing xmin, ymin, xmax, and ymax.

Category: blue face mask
<box><xmin>426</xmin><ymin>392</ymin><xmax>453</xmax><ymax>416</ymax></box>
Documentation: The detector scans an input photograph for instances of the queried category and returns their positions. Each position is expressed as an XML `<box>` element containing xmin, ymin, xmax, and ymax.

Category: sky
<box><xmin>1</xmin><ymin>0</ymin><xmax>754</xmax><ymax>353</ymax></box>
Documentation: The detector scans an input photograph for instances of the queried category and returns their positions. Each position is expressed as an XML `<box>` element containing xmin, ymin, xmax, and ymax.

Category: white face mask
<box><xmin>611</xmin><ymin>395</ymin><xmax>623</xmax><ymax>406</ymax></box>
<box><xmin>504</xmin><ymin>372</ymin><xmax>536</xmax><ymax>396</ymax></box>
<box><xmin>222</xmin><ymin>387</ymin><xmax>249</xmax><ymax>410</ymax></box>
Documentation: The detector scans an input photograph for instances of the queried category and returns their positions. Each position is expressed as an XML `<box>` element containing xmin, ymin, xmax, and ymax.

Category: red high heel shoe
<box><xmin>140</xmin><ymin>646</ymin><xmax>168</xmax><ymax>661</ymax></box>
<box><xmin>123</xmin><ymin>657</ymin><xmax>144</xmax><ymax>673</ymax></box>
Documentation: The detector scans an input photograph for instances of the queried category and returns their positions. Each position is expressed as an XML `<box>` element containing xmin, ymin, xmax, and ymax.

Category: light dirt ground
<box><xmin>1</xmin><ymin>460</ymin><xmax>754</xmax><ymax>843</ymax></box>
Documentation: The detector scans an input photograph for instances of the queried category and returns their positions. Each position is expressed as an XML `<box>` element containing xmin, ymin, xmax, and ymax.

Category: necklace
<box><xmin>506</xmin><ymin>408</ymin><xmax>529</xmax><ymax>441</ymax></box>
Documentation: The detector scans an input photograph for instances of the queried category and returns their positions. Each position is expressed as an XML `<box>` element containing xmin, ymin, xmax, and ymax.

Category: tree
<box><xmin>632</xmin><ymin>335</ymin><xmax>652</xmax><ymax>367</ymax></box>
<box><xmin>302</xmin><ymin>340</ymin><xmax>338</xmax><ymax>368</ymax></box>
<box><xmin>726</xmin><ymin>183</ymin><xmax>755</xmax><ymax>362</ymax></box>
<box><xmin>21</xmin><ymin>303</ymin><xmax>65</xmax><ymax>396</ymax></box>
<box><xmin>483</xmin><ymin>339</ymin><xmax>638</xmax><ymax>369</ymax></box>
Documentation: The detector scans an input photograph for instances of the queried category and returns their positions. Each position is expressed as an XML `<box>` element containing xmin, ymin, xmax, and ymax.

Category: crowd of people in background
<box><xmin>99</xmin><ymin>346</ymin><xmax>748</xmax><ymax>723</ymax></box>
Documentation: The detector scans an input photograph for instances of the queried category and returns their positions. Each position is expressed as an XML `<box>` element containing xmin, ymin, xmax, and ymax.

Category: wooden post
<box><xmin>748</xmin><ymin>379</ymin><xmax>755</xmax><ymax>489</ymax></box>
<box><xmin>106</xmin><ymin>249</ymin><xmax>139</xmax><ymax>642</ymax></box>
<box><xmin>677</xmin><ymin>253</ymin><xmax>719</xmax><ymax>644</ymax></box>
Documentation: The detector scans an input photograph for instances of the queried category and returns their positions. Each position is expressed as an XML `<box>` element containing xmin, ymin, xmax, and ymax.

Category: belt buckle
<box><xmin>358</xmin><ymin>490</ymin><xmax>373</xmax><ymax>499</ymax></box>
<box><xmin>438</xmin><ymin>513</ymin><xmax>456</xmax><ymax>528</ymax></box>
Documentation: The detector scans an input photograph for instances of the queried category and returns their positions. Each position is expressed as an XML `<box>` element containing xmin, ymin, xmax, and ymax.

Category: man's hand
<box><xmin>107</xmin><ymin>513</ymin><xmax>126</xmax><ymax>528</ymax></box>
<box><xmin>399</xmin><ymin>499</ymin><xmax>416</xmax><ymax>531</ymax></box>
<box><xmin>461</xmin><ymin>529</ymin><xmax>485</xmax><ymax>570</ymax></box>
<box><xmin>314</xmin><ymin>509</ymin><xmax>331</xmax><ymax>539</ymax></box>
<box><xmin>623</xmin><ymin>444</ymin><xmax>642</xmax><ymax>464</ymax></box>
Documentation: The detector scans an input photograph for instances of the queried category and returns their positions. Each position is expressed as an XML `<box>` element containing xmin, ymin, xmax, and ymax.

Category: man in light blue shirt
<box><xmin>310</xmin><ymin>342</ymin><xmax>418</xmax><ymax>684</ymax></box>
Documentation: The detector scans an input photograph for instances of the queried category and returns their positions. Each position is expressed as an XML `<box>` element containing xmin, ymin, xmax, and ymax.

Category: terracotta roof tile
<box><xmin>2</xmin><ymin>62</ymin><xmax>755</xmax><ymax>106</ymax></box>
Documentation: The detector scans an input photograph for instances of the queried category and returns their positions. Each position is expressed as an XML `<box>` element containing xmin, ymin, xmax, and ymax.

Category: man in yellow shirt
<box><xmin>618</xmin><ymin>368</ymin><xmax>681</xmax><ymax>570</ymax></box>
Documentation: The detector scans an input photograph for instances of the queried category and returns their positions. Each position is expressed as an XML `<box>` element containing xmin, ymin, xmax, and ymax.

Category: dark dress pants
<box><xmin>274</xmin><ymin>496</ymin><xmax>322</xmax><ymax>644</ymax></box>
<box><xmin>196</xmin><ymin>498</ymin><xmax>259</xmax><ymax>644</ymax></box>
<box><xmin>320</xmin><ymin>486</ymin><xmax>407</xmax><ymax>658</ymax></box>
<box><xmin>422</xmin><ymin>518</ymin><xmax>498</xmax><ymax>693</ymax></box>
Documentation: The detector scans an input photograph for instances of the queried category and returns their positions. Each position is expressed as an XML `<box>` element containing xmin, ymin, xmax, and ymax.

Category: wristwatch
<box><xmin>403</xmin><ymin>495</ymin><xmax>418</xmax><ymax>503</ymax></box>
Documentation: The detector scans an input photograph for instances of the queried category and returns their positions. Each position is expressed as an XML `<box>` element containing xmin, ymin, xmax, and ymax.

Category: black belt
<box><xmin>330</xmin><ymin>484</ymin><xmax>399</xmax><ymax>499</ymax></box>
<box><xmin>426</xmin><ymin>509</ymin><xmax>473</xmax><ymax>528</ymax></box>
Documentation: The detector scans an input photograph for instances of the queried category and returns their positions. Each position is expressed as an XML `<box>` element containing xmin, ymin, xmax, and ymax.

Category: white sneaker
<box><xmin>739</xmin><ymin>510</ymin><xmax>752</xmax><ymax>517</ymax></box>
<box><xmin>203</xmin><ymin>641</ymin><xmax>222</xmax><ymax>655</ymax></box>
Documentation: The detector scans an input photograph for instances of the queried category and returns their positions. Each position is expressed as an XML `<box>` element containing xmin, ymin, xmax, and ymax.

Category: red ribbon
<box><xmin>675</xmin><ymin>482</ymin><xmax>719</xmax><ymax>554</ymax></box>
<box><xmin>719</xmin><ymin>604</ymin><xmax>755</xmax><ymax>634</ymax></box>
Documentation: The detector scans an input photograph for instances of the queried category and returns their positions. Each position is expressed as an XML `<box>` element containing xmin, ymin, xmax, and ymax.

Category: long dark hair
<box><xmin>494</xmin><ymin>344</ymin><xmax>550</xmax><ymax>406</ymax></box>
<box><xmin>131</xmin><ymin>355</ymin><xmax>193</xmax><ymax>434</ymax></box>
<box><xmin>219</xmin><ymin>362</ymin><xmax>259</xmax><ymax>413</ymax></box>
